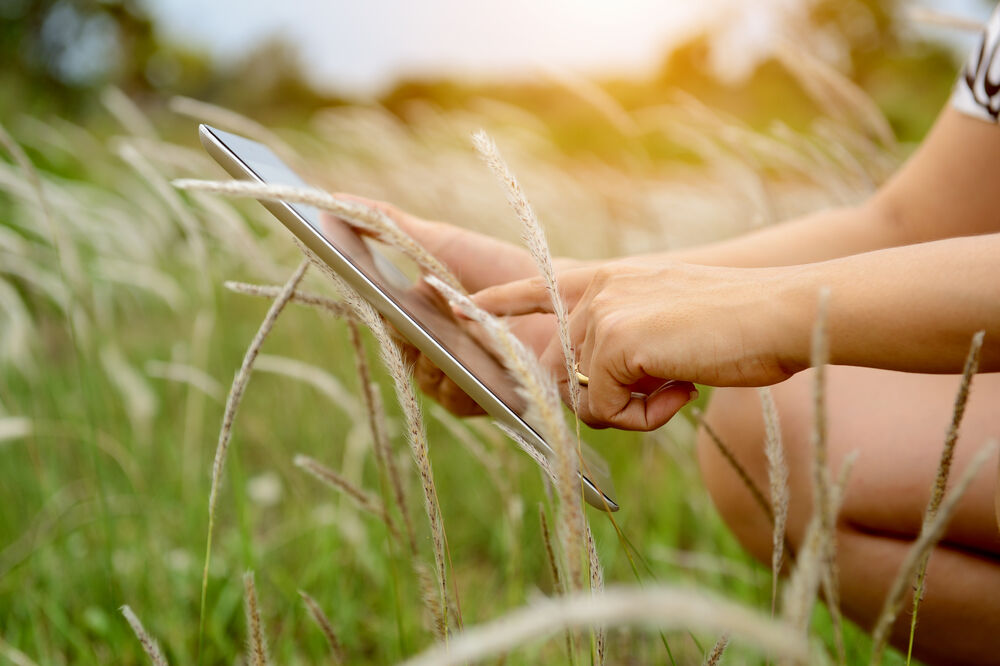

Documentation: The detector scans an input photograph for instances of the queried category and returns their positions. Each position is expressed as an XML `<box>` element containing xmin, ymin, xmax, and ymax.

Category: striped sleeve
<box><xmin>951</xmin><ymin>4</ymin><xmax>1000</xmax><ymax>122</ymax></box>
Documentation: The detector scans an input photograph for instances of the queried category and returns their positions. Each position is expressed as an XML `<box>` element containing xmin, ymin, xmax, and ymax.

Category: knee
<box><xmin>696</xmin><ymin>387</ymin><xmax>775</xmax><ymax>564</ymax></box>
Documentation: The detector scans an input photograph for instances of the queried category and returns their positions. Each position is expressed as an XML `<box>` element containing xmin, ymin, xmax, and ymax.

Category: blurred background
<box><xmin>1</xmin><ymin>0</ymin><xmax>991</xmax><ymax>140</ymax></box>
<box><xmin>0</xmin><ymin>1</ymin><xmax>995</xmax><ymax>664</ymax></box>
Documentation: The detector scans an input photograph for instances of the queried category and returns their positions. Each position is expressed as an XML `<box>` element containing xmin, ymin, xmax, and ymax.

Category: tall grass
<box><xmin>2</xmin><ymin>56</ymin><xmax>980</xmax><ymax>666</ymax></box>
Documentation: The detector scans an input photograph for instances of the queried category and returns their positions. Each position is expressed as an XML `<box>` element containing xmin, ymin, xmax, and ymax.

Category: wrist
<box><xmin>767</xmin><ymin>263</ymin><xmax>825</xmax><ymax>376</ymax></box>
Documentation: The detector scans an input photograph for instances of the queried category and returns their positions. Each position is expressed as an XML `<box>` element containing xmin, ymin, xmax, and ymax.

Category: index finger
<box><xmin>472</xmin><ymin>268</ymin><xmax>592</xmax><ymax>316</ymax></box>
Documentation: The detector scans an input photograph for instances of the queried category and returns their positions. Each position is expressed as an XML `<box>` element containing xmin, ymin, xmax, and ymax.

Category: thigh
<box><xmin>770</xmin><ymin>366</ymin><xmax>1000</xmax><ymax>554</ymax></box>
<box><xmin>698</xmin><ymin>367</ymin><xmax>1000</xmax><ymax>560</ymax></box>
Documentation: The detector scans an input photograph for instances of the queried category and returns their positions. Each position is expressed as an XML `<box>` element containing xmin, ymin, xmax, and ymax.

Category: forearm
<box><xmin>779</xmin><ymin>233</ymin><xmax>1000</xmax><ymax>375</ymax></box>
<box><xmin>666</xmin><ymin>201</ymin><xmax>902</xmax><ymax>268</ymax></box>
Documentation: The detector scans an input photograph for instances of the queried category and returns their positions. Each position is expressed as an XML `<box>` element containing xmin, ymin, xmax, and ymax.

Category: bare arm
<box><xmin>667</xmin><ymin>108</ymin><xmax>1000</xmax><ymax>268</ymax></box>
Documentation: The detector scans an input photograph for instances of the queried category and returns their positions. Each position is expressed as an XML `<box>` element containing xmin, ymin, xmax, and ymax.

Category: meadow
<box><xmin>0</xmin><ymin>52</ymin><xmax>973</xmax><ymax>664</ymax></box>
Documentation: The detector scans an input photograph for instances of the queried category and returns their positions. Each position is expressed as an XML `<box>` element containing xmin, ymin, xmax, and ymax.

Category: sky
<box><xmin>142</xmin><ymin>0</ymin><xmax>992</xmax><ymax>98</ymax></box>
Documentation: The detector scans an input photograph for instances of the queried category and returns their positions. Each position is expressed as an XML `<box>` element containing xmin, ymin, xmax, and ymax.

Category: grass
<box><xmin>0</xmin><ymin>71</ymin><xmax>967</xmax><ymax>664</ymax></box>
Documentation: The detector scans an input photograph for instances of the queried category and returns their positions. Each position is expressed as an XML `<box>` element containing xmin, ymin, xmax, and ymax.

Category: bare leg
<box><xmin>697</xmin><ymin>367</ymin><xmax>1000</xmax><ymax>665</ymax></box>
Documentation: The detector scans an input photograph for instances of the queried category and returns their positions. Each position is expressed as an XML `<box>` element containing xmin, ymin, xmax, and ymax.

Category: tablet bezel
<box><xmin>198</xmin><ymin>123</ymin><xmax>618</xmax><ymax>512</ymax></box>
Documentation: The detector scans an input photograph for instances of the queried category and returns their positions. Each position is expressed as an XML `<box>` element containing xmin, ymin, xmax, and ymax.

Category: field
<box><xmin>0</xmin><ymin>57</ymin><xmax>958</xmax><ymax>664</ymax></box>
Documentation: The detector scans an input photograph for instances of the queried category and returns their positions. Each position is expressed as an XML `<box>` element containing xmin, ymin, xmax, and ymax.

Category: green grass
<box><xmin>0</xmin><ymin>97</ymin><xmax>919</xmax><ymax>664</ymax></box>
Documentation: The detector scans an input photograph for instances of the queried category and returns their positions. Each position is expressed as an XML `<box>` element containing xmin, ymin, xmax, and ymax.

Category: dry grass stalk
<box><xmin>782</xmin><ymin>449</ymin><xmax>857</xmax><ymax>639</ymax></box>
<box><xmin>539</xmin><ymin>505</ymin><xmax>564</xmax><ymax>594</ymax></box>
<box><xmin>145</xmin><ymin>360</ymin><xmax>225</xmax><ymax>402</ymax></box>
<box><xmin>308</xmin><ymin>255</ymin><xmax>454</xmax><ymax>637</ymax></box>
<box><xmin>869</xmin><ymin>439</ymin><xmax>999</xmax><ymax>665</ymax></box>
<box><xmin>256</xmin><ymin>354</ymin><xmax>362</xmax><ymax>420</ymax></box>
<box><xmin>806</xmin><ymin>287</ymin><xmax>845</xmax><ymax>660</ymax></box>
<box><xmin>426</xmin><ymin>275</ymin><xmax>584</xmax><ymax>590</ymax></box>
<box><xmin>927</xmin><ymin>331</ymin><xmax>984</xmax><ymax>519</ymax></box>
<box><xmin>757</xmin><ymin>387</ymin><xmax>790</xmax><ymax>614</ymax></box>
<box><xmin>586</xmin><ymin>525</ymin><xmax>606</xmax><ymax>665</ymax></box>
<box><xmin>540</xmin><ymin>66</ymin><xmax>640</xmax><ymax>138</ymax></box>
<box><xmin>348</xmin><ymin>318</ymin><xmax>417</xmax><ymax>555</ymax></box>
<box><xmin>102</xmin><ymin>87</ymin><xmax>157</xmax><ymax>139</ymax></box>
<box><xmin>294</xmin><ymin>454</ymin><xmax>400</xmax><ymax>540</ymax></box>
<box><xmin>539</xmin><ymin>505</ymin><xmax>574</xmax><ymax>661</ymax></box>
<box><xmin>470</xmin><ymin>130</ymin><xmax>582</xmax><ymax>423</ymax></box>
<box><xmin>173</xmin><ymin>179</ymin><xmax>464</xmax><ymax>293</ymax></box>
<box><xmin>169</xmin><ymin>95</ymin><xmax>299</xmax><ymax>164</ymax></box>
<box><xmin>299</xmin><ymin>590</ymin><xmax>346</xmax><ymax>664</ymax></box>
<box><xmin>243</xmin><ymin>571</ymin><xmax>270</xmax><ymax>666</ymax></box>
<box><xmin>692</xmin><ymin>408</ymin><xmax>772</xmax><ymax>523</ymax></box>
<box><xmin>199</xmin><ymin>259</ymin><xmax>308</xmax><ymax>648</ymax></box>
<box><xmin>904</xmin><ymin>330</ymin><xmax>984</xmax><ymax>660</ymax></box>
<box><xmin>225</xmin><ymin>281</ymin><xmax>351</xmax><ymax>319</ymax></box>
<box><xmin>495</xmin><ymin>422</ymin><xmax>556</xmax><ymax>483</ymax></box>
<box><xmin>774</xmin><ymin>42</ymin><xmax>895</xmax><ymax>148</ymax></box>
<box><xmin>703</xmin><ymin>633</ymin><xmax>730</xmax><ymax>666</ymax></box>
<box><xmin>399</xmin><ymin>585</ymin><xmax>810</xmax><ymax>666</ymax></box>
<box><xmin>120</xmin><ymin>605</ymin><xmax>169</xmax><ymax>666</ymax></box>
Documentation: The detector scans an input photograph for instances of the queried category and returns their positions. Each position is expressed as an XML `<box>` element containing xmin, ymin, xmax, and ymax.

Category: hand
<box><xmin>472</xmin><ymin>259</ymin><xmax>806</xmax><ymax>431</ymax></box>
<box><xmin>321</xmin><ymin>195</ymin><xmax>569</xmax><ymax>415</ymax></box>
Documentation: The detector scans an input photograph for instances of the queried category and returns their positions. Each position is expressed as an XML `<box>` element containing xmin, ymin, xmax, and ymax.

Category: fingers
<box><xmin>413</xmin><ymin>353</ymin><xmax>485</xmax><ymax>416</ymax></box>
<box><xmin>581</xmin><ymin>352</ymin><xmax>696</xmax><ymax>431</ymax></box>
<box><xmin>472</xmin><ymin>268</ymin><xmax>592</xmax><ymax>316</ymax></box>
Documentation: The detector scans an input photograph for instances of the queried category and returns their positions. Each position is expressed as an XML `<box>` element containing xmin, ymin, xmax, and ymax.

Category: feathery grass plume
<box><xmin>426</xmin><ymin>274</ymin><xmax>584</xmax><ymax>590</ymax></box>
<box><xmin>102</xmin><ymin>87</ymin><xmax>157</xmax><ymax>139</ymax></box>
<box><xmin>539</xmin><ymin>66</ymin><xmax>640</xmax><ymax>138</ymax></box>
<box><xmin>101</xmin><ymin>345</ymin><xmax>157</xmax><ymax>443</ymax></box>
<box><xmin>119</xmin><ymin>145</ymin><xmax>209</xmax><ymax>280</ymax></box>
<box><xmin>399</xmin><ymin>585</ymin><xmax>810</xmax><ymax>666</ymax></box>
<box><xmin>225</xmin><ymin>281</ymin><xmax>352</xmax><ymax>318</ymax></box>
<box><xmin>0</xmin><ymin>123</ymin><xmax>84</xmax><ymax>292</ymax></box>
<box><xmin>773</xmin><ymin>42</ymin><xmax>895</xmax><ymax>148</ymax></box>
<box><xmin>173</xmin><ymin>179</ymin><xmax>465</xmax><ymax>293</ymax></box>
<box><xmin>294</xmin><ymin>454</ymin><xmax>400</xmax><ymax>540</ymax></box>
<box><xmin>256</xmin><ymin>354</ymin><xmax>362</xmax><ymax>420</ymax></box>
<box><xmin>120</xmin><ymin>606</ymin><xmax>169</xmax><ymax>666</ymax></box>
<box><xmin>243</xmin><ymin>571</ymin><xmax>270</xmax><ymax>666</ymax></box>
<box><xmin>198</xmin><ymin>259</ymin><xmax>308</xmax><ymax>655</ymax></box>
<box><xmin>692</xmin><ymin>408</ymin><xmax>772</xmax><ymax>523</ymax></box>
<box><xmin>470</xmin><ymin>130</ymin><xmax>582</xmax><ymax>427</ymax></box>
<box><xmin>905</xmin><ymin>330</ymin><xmax>985</xmax><ymax>662</ymax></box>
<box><xmin>869</xmin><ymin>439</ymin><xmax>999</xmax><ymax>665</ymax></box>
<box><xmin>169</xmin><ymin>96</ymin><xmax>299</xmax><ymax>165</ymax></box>
<box><xmin>299</xmin><ymin>590</ymin><xmax>346</xmax><ymax>664</ymax></box>
<box><xmin>781</xmin><ymin>450</ymin><xmax>857</xmax><ymax>640</ymax></box>
<box><xmin>496</xmin><ymin>421</ymin><xmax>557</xmax><ymax>483</ymax></box>
<box><xmin>703</xmin><ymin>633</ymin><xmax>730</xmax><ymax>666</ymax></box>
<box><xmin>145</xmin><ymin>360</ymin><xmax>224</xmax><ymax>402</ymax></box>
<box><xmin>908</xmin><ymin>6</ymin><xmax>983</xmax><ymax>31</ymax></box>
<box><xmin>305</xmin><ymin>251</ymin><xmax>455</xmax><ymax>637</ymax></box>
<box><xmin>806</xmin><ymin>287</ymin><xmax>845</xmax><ymax>660</ymax></box>
<box><xmin>348</xmin><ymin>319</ymin><xmax>417</xmax><ymax>555</ymax></box>
<box><xmin>586</xmin><ymin>525</ymin><xmax>606</xmax><ymax>665</ymax></box>
<box><xmin>0</xmin><ymin>637</ymin><xmax>38</xmax><ymax>666</ymax></box>
<box><xmin>757</xmin><ymin>387</ymin><xmax>790</xmax><ymax>615</ymax></box>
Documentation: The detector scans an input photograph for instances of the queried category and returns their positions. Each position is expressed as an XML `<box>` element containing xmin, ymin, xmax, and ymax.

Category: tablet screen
<box><xmin>220</xmin><ymin>127</ymin><xmax>529</xmax><ymax>417</ymax></box>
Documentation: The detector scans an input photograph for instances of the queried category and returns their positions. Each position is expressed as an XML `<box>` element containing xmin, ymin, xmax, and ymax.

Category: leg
<box><xmin>697</xmin><ymin>367</ymin><xmax>1000</xmax><ymax>665</ymax></box>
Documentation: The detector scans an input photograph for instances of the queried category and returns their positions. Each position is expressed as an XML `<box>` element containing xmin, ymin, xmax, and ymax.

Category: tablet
<box><xmin>198</xmin><ymin>124</ymin><xmax>618</xmax><ymax>511</ymax></box>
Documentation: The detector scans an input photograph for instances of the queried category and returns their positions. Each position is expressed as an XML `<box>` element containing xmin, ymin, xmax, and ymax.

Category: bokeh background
<box><xmin>0</xmin><ymin>0</ymin><xmax>993</xmax><ymax>663</ymax></box>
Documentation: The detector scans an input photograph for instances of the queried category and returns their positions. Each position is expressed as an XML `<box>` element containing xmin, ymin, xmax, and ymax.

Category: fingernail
<box><xmin>688</xmin><ymin>389</ymin><xmax>700</xmax><ymax>403</ymax></box>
